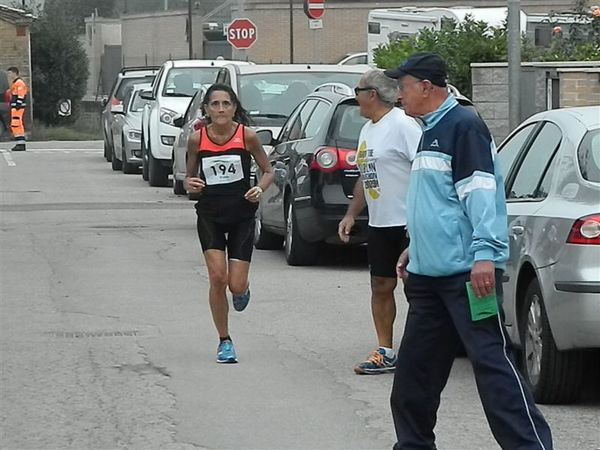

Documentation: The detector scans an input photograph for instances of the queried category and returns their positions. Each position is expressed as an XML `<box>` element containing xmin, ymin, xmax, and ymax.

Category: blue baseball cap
<box><xmin>384</xmin><ymin>52</ymin><xmax>448</xmax><ymax>87</ymax></box>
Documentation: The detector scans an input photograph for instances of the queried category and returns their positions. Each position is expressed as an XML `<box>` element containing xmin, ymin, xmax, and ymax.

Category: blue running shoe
<box><xmin>354</xmin><ymin>348</ymin><xmax>396</xmax><ymax>374</ymax></box>
<box><xmin>232</xmin><ymin>285</ymin><xmax>250</xmax><ymax>312</ymax></box>
<box><xmin>217</xmin><ymin>340</ymin><xmax>238</xmax><ymax>364</ymax></box>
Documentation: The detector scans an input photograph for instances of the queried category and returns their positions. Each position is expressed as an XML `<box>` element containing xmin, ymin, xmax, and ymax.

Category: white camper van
<box><xmin>367</xmin><ymin>7</ymin><xmax>528</xmax><ymax>63</ymax></box>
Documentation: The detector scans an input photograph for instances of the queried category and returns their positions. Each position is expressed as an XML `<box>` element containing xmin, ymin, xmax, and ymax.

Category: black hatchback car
<box><xmin>255</xmin><ymin>85</ymin><xmax>370</xmax><ymax>266</ymax></box>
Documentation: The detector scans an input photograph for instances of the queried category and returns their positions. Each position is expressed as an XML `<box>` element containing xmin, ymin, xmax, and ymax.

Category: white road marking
<box><xmin>0</xmin><ymin>149</ymin><xmax>16</xmax><ymax>166</ymax></box>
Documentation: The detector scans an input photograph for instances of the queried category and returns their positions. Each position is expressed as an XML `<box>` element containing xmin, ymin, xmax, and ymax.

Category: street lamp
<box><xmin>289</xmin><ymin>0</ymin><xmax>294</xmax><ymax>63</ymax></box>
<box><xmin>507</xmin><ymin>0</ymin><xmax>521</xmax><ymax>131</ymax></box>
<box><xmin>188</xmin><ymin>0</ymin><xmax>193</xmax><ymax>58</ymax></box>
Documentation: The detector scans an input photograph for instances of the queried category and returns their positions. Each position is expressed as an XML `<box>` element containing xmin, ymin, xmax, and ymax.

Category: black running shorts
<box><xmin>368</xmin><ymin>225</ymin><xmax>409</xmax><ymax>278</ymax></box>
<box><xmin>196</xmin><ymin>214</ymin><xmax>255</xmax><ymax>262</ymax></box>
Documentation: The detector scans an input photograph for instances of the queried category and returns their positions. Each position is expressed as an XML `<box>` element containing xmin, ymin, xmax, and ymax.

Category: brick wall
<box><xmin>0</xmin><ymin>16</ymin><xmax>32</xmax><ymax>129</ymax></box>
<box><xmin>0</xmin><ymin>18</ymin><xmax>31</xmax><ymax>88</ymax></box>
<box><xmin>559</xmin><ymin>71</ymin><xmax>600</xmax><ymax>107</ymax></box>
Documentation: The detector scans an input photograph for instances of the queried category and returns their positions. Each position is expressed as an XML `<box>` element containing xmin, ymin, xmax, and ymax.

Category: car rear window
<box><xmin>115</xmin><ymin>75</ymin><xmax>156</xmax><ymax>100</ymax></box>
<box><xmin>238</xmin><ymin>72</ymin><xmax>363</xmax><ymax>126</ymax></box>
<box><xmin>162</xmin><ymin>67</ymin><xmax>220</xmax><ymax>97</ymax></box>
<box><xmin>578</xmin><ymin>128</ymin><xmax>600</xmax><ymax>182</ymax></box>
<box><xmin>330</xmin><ymin>102</ymin><xmax>368</xmax><ymax>145</ymax></box>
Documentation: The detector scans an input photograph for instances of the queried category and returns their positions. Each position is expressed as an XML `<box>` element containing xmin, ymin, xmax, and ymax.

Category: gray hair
<box><xmin>359</xmin><ymin>69</ymin><xmax>399</xmax><ymax>106</ymax></box>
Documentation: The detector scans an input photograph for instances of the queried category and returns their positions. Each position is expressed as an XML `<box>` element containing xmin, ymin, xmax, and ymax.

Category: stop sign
<box><xmin>227</xmin><ymin>18</ymin><xmax>257</xmax><ymax>50</ymax></box>
<box><xmin>304</xmin><ymin>0</ymin><xmax>325</xmax><ymax>20</ymax></box>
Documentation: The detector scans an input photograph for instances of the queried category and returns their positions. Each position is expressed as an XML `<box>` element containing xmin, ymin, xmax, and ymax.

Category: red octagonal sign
<box><xmin>304</xmin><ymin>0</ymin><xmax>325</xmax><ymax>20</ymax></box>
<box><xmin>227</xmin><ymin>18</ymin><xmax>257</xmax><ymax>50</ymax></box>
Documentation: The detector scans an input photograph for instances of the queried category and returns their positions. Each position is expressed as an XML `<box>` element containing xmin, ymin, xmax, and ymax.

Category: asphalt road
<box><xmin>1</xmin><ymin>141</ymin><xmax>599</xmax><ymax>450</ymax></box>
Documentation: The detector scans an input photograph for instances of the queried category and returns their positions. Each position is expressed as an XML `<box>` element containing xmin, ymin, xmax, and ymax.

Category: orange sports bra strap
<box><xmin>234</xmin><ymin>124</ymin><xmax>245</xmax><ymax>148</ymax></box>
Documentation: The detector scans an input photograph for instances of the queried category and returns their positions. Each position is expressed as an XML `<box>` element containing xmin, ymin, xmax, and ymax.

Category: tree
<box><xmin>374</xmin><ymin>17</ymin><xmax>507</xmax><ymax>97</ymax></box>
<box><xmin>373</xmin><ymin>3</ymin><xmax>600</xmax><ymax>97</ymax></box>
<box><xmin>43</xmin><ymin>0</ymin><xmax>118</xmax><ymax>32</ymax></box>
<box><xmin>30</xmin><ymin>1</ymin><xmax>89</xmax><ymax>124</ymax></box>
<box><xmin>523</xmin><ymin>3</ymin><xmax>600</xmax><ymax>61</ymax></box>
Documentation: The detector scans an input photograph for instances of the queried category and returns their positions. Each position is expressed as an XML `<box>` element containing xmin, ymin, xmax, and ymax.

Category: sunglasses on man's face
<box><xmin>354</xmin><ymin>86</ymin><xmax>378</xmax><ymax>96</ymax></box>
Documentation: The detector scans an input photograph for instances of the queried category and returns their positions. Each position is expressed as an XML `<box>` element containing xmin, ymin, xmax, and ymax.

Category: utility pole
<box><xmin>164</xmin><ymin>0</ymin><xmax>169</xmax><ymax>11</ymax></box>
<box><xmin>289</xmin><ymin>0</ymin><xmax>294</xmax><ymax>63</ymax></box>
<box><xmin>507</xmin><ymin>0</ymin><xmax>521</xmax><ymax>131</ymax></box>
<box><xmin>237</xmin><ymin>0</ymin><xmax>247</xmax><ymax>61</ymax></box>
<box><xmin>188</xmin><ymin>0</ymin><xmax>193</xmax><ymax>59</ymax></box>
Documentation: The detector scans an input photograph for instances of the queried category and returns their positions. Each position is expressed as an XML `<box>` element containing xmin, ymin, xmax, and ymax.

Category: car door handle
<box><xmin>511</xmin><ymin>225</ymin><xmax>525</xmax><ymax>235</ymax></box>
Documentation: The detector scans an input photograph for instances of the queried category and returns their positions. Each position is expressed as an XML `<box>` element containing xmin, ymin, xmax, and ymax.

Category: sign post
<box><xmin>303</xmin><ymin>0</ymin><xmax>325</xmax><ymax>20</ymax></box>
<box><xmin>304</xmin><ymin>0</ymin><xmax>325</xmax><ymax>63</ymax></box>
<box><xmin>227</xmin><ymin>18</ymin><xmax>257</xmax><ymax>53</ymax></box>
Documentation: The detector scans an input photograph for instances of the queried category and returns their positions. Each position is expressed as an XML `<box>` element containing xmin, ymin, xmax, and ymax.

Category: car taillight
<box><xmin>567</xmin><ymin>214</ymin><xmax>600</xmax><ymax>245</ymax></box>
<box><xmin>110</xmin><ymin>97</ymin><xmax>121</xmax><ymax>106</ymax></box>
<box><xmin>310</xmin><ymin>147</ymin><xmax>357</xmax><ymax>172</ymax></box>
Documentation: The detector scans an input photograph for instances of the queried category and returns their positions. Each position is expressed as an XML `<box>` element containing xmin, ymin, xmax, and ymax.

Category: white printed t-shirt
<box><xmin>356</xmin><ymin>107</ymin><xmax>422</xmax><ymax>227</ymax></box>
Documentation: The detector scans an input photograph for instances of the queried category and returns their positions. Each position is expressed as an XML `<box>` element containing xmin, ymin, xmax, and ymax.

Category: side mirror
<box><xmin>256</xmin><ymin>129</ymin><xmax>274</xmax><ymax>147</ymax></box>
<box><xmin>140</xmin><ymin>90</ymin><xmax>155</xmax><ymax>101</ymax></box>
<box><xmin>111</xmin><ymin>104</ymin><xmax>124</xmax><ymax>114</ymax></box>
<box><xmin>173</xmin><ymin>116</ymin><xmax>185</xmax><ymax>128</ymax></box>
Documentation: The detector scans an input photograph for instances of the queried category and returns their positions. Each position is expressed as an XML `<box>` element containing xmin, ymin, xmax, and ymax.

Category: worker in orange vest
<box><xmin>7</xmin><ymin>66</ymin><xmax>28</xmax><ymax>151</ymax></box>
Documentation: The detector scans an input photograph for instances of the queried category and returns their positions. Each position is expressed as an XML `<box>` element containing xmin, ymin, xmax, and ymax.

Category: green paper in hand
<box><xmin>466</xmin><ymin>282</ymin><xmax>499</xmax><ymax>321</ymax></box>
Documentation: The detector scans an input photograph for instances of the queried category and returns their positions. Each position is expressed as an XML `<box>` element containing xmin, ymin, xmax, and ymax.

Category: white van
<box><xmin>367</xmin><ymin>7</ymin><xmax>527</xmax><ymax>64</ymax></box>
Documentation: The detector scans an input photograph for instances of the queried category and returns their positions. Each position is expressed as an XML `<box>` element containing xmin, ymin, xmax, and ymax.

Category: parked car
<box><xmin>337</xmin><ymin>52</ymin><xmax>369</xmax><ymax>65</ymax></box>
<box><xmin>109</xmin><ymin>82</ymin><xmax>152</xmax><ymax>173</ymax></box>
<box><xmin>171</xmin><ymin>87</ymin><xmax>207</xmax><ymax>195</ymax></box>
<box><xmin>496</xmin><ymin>106</ymin><xmax>600</xmax><ymax>404</ymax></box>
<box><xmin>253</xmin><ymin>85</ymin><xmax>371</xmax><ymax>266</ymax></box>
<box><xmin>140</xmin><ymin>59</ymin><xmax>250</xmax><ymax>187</ymax></box>
<box><xmin>214</xmin><ymin>64</ymin><xmax>372</xmax><ymax>138</ymax></box>
<box><xmin>101</xmin><ymin>66</ymin><xmax>159</xmax><ymax>162</ymax></box>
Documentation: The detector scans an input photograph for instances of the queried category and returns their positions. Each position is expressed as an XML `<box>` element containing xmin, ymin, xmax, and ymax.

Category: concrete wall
<box><xmin>82</xmin><ymin>17</ymin><xmax>122</xmax><ymax>100</ymax></box>
<box><xmin>121</xmin><ymin>11</ymin><xmax>205</xmax><ymax>66</ymax></box>
<box><xmin>471</xmin><ymin>62</ymin><xmax>600</xmax><ymax>143</ymax></box>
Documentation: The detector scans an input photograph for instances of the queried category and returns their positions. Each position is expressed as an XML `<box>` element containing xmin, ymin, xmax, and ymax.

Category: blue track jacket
<box><xmin>406</xmin><ymin>95</ymin><xmax>509</xmax><ymax>277</ymax></box>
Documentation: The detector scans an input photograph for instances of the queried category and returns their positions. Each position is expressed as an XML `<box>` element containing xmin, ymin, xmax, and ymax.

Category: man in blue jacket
<box><xmin>386</xmin><ymin>53</ymin><xmax>553</xmax><ymax>450</ymax></box>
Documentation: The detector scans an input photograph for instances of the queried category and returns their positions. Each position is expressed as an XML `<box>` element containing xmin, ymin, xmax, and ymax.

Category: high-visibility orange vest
<box><xmin>10</xmin><ymin>78</ymin><xmax>28</xmax><ymax>108</ymax></box>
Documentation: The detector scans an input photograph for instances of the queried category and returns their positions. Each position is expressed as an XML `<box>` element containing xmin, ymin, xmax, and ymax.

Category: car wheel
<box><xmin>111</xmin><ymin>145</ymin><xmax>122</xmax><ymax>171</ymax></box>
<box><xmin>173</xmin><ymin>179</ymin><xmax>186</xmax><ymax>195</ymax></box>
<box><xmin>519</xmin><ymin>277</ymin><xmax>585</xmax><ymax>404</ymax></box>
<box><xmin>141</xmin><ymin>136</ymin><xmax>149</xmax><ymax>181</ymax></box>
<box><xmin>284</xmin><ymin>201</ymin><xmax>318</xmax><ymax>266</ymax></box>
<box><xmin>122</xmin><ymin>137</ymin><xmax>137</xmax><ymax>174</ymax></box>
<box><xmin>148</xmin><ymin>149</ymin><xmax>168</xmax><ymax>187</ymax></box>
<box><xmin>104</xmin><ymin>138</ymin><xmax>111</xmax><ymax>161</ymax></box>
<box><xmin>254</xmin><ymin>210</ymin><xmax>283</xmax><ymax>250</ymax></box>
<box><xmin>105</xmin><ymin>134</ymin><xmax>113</xmax><ymax>162</ymax></box>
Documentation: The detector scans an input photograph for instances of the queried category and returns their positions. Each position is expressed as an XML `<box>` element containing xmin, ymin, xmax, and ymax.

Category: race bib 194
<box><xmin>202</xmin><ymin>154</ymin><xmax>244</xmax><ymax>185</ymax></box>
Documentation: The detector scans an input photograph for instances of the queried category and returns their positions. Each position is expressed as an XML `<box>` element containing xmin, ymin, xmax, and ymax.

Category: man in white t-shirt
<box><xmin>338</xmin><ymin>69</ymin><xmax>422</xmax><ymax>375</ymax></box>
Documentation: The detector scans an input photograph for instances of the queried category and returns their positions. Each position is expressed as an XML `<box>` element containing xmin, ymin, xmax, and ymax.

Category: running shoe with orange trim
<box><xmin>354</xmin><ymin>348</ymin><xmax>396</xmax><ymax>374</ymax></box>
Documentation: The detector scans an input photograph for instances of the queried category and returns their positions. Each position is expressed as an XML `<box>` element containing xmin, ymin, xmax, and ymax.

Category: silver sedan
<box><xmin>497</xmin><ymin>105</ymin><xmax>600</xmax><ymax>404</ymax></box>
<box><xmin>110</xmin><ymin>83</ymin><xmax>152</xmax><ymax>173</ymax></box>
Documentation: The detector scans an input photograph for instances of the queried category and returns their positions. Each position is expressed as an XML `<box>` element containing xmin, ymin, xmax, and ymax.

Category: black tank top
<box><xmin>195</xmin><ymin>123</ymin><xmax>257</xmax><ymax>223</ymax></box>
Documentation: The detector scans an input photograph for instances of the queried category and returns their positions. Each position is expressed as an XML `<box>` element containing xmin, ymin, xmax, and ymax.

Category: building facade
<box><xmin>238</xmin><ymin>0</ymin><xmax>580</xmax><ymax>64</ymax></box>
